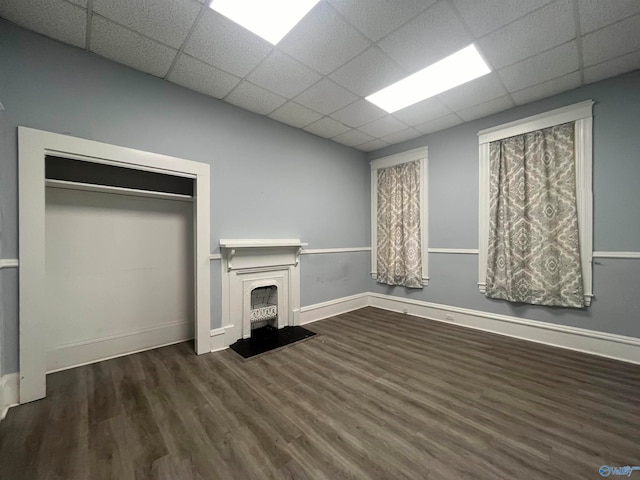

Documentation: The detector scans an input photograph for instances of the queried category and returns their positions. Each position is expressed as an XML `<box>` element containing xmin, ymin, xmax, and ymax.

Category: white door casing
<box><xmin>18</xmin><ymin>127</ymin><xmax>211</xmax><ymax>403</ymax></box>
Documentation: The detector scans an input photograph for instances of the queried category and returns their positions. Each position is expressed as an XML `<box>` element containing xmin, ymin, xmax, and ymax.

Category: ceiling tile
<box><xmin>268</xmin><ymin>101</ymin><xmax>323</xmax><ymax>128</ymax></box>
<box><xmin>224</xmin><ymin>81</ymin><xmax>286</xmax><ymax>115</ymax></box>
<box><xmin>458</xmin><ymin>95</ymin><xmax>515</xmax><ymax>122</ymax></box>
<box><xmin>391</xmin><ymin>97</ymin><xmax>451</xmax><ymax>126</ymax></box>
<box><xmin>437</xmin><ymin>73</ymin><xmax>507</xmax><ymax>111</ymax></box>
<box><xmin>246</xmin><ymin>50</ymin><xmax>322</xmax><ymax>98</ymax></box>
<box><xmin>304</xmin><ymin>117</ymin><xmax>351</xmax><ymax>138</ymax></box>
<box><xmin>326</xmin><ymin>0</ymin><xmax>434</xmax><ymax>42</ymax></box>
<box><xmin>378</xmin><ymin>1</ymin><xmax>472</xmax><ymax>72</ymax></box>
<box><xmin>6</xmin><ymin>0</ymin><xmax>640</xmax><ymax>136</ymax></box>
<box><xmin>91</xmin><ymin>16</ymin><xmax>177</xmax><ymax>78</ymax></box>
<box><xmin>358</xmin><ymin>115</ymin><xmax>408</xmax><ymax>138</ymax></box>
<box><xmin>357</xmin><ymin>139</ymin><xmax>389</xmax><ymax>152</ymax></box>
<box><xmin>329</xmin><ymin>47</ymin><xmax>407</xmax><ymax>97</ymax></box>
<box><xmin>330</xmin><ymin>99</ymin><xmax>387</xmax><ymax>128</ymax></box>
<box><xmin>582</xmin><ymin>15</ymin><xmax>640</xmax><ymax>67</ymax></box>
<box><xmin>293</xmin><ymin>78</ymin><xmax>359</xmax><ymax>115</ymax></box>
<box><xmin>414</xmin><ymin>114</ymin><xmax>463</xmax><ymax>135</ymax></box>
<box><xmin>498</xmin><ymin>41</ymin><xmax>579</xmax><ymax>92</ymax></box>
<box><xmin>93</xmin><ymin>0</ymin><xmax>201</xmax><ymax>49</ymax></box>
<box><xmin>0</xmin><ymin>0</ymin><xmax>86</xmax><ymax>48</ymax></box>
<box><xmin>184</xmin><ymin>9</ymin><xmax>272</xmax><ymax>77</ymax></box>
<box><xmin>168</xmin><ymin>53</ymin><xmax>240</xmax><ymax>99</ymax></box>
<box><xmin>578</xmin><ymin>0</ymin><xmax>640</xmax><ymax>33</ymax></box>
<box><xmin>583</xmin><ymin>50</ymin><xmax>640</xmax><ymax>84</ymax></box>
<box><xmin>511</xmin><ymin>72</ymin><xmax>581</xmax><ymax>105</ymax></box>
<box><xmin>332</xmin><ymin>129</ymin><xmax>375</xmax><ymax>147</ymax></box>
<box><xmin>278</xmin><ymin>2</ymin><xmax>370</xmax><ymax>75</ymax></box>
<box><xmin>380</xmin><ymin>128</ymin><xmax>423</xmax><ymax>144</ymax></box>
<box><xmin>477</xmin><ymin>0</ymin><xmax>575</xmax><ymax>70</ymax></box>
<box><xmin>452</xmin><ymin>0</ymin><xmax>553</xmax><ymax>38</ymax></box>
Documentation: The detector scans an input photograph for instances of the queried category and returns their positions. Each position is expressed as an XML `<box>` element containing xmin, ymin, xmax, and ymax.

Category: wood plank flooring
<box><xmin>1</xmin><ymin>306</ymin><xmax>639</xmax><ymax>479</ymax></box>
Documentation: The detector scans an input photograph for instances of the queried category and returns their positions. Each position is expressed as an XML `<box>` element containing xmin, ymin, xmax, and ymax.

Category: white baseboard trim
<box><xmin>368</xmin><ymin>292</ymin><xmax>640</xmax><ymax>365</ymax></box>
<box><xmin>210</xmin><ymin>327</ymin><xmax>228</xmax><ymax>352</ymax></box>
<box><xmin>46</xmin><ymin>321</ymin><xmax>193</xmax><ymax>373</ymax></box>
<box><xmin>203</xmin><ymin>291</ymin><xmax>640</xmax><ymax>365</ymax></box>
<box><xmin>299</xmin><ymin>292</ymin><xmax>370</xmax><ymax>325</ymax></box>
<box><xmin>0</xmin><ymin>373</ymin><xmax>19</xmax><ymax>421</ymax></box>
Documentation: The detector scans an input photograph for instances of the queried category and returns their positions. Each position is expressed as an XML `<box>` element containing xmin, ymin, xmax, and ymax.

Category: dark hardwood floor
<box><xmin>1</xmin><ymin>306</ymin><xmax>639</xmax><ymax>479</ymax></box>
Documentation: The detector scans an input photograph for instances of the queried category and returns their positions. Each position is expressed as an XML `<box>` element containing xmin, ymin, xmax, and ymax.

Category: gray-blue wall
<box><xmin>369</xmin><ymin>69</ymin><xmax>640</xmax><ymax>339</ymax></box>
<box><xmin>0</xmin><ymin>21</ymin><xmax>370</xmax><ymax>374</ymax></box>
<box><xmin>2</xmin><ymin>18</ymin><xmax>639</xmax><ymax>376</ymax></box>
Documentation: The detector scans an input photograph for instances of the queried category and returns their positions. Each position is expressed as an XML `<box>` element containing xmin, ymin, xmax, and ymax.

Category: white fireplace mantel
<box><xmin>219</xmin><ymin>239</ymin><xmax>305</xmax><ymax>341</ymax></box>
<box><xmin>219</xmin><ymin>239</ymin><xmax>307</xmax><ymax>271</ymax></box>
<box><xmin>219</xmin><ymin>239</ymin><xmax>307</xmax><ymax>249</ymax></box>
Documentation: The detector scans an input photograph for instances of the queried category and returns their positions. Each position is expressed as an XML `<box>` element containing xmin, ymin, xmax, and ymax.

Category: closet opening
<box><xmin>19</xmin><ymin>127</ymin><xmax>211</xmax><ymax>403</ymax></box>
<box><xmin>43</xmin><ymin>155</ymin><xmax>196</xmax><ymax>373</ymax></box>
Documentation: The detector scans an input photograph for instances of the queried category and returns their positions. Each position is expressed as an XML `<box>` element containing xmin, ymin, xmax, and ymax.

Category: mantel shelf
<box><xmin>219</xmin><ymin>239</ymin><xmax>307</xmax><ymax>270</ymax></box>
<box><xmin>219</xmin><ymin>239</ymin><xmax>307</xmax><ymax>249</ymax></box>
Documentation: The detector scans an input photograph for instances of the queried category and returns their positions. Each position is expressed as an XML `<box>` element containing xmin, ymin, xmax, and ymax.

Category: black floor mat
<box><xmin>229</xmin><ymin>325</ymin><xmax>316</xmax><ymax>359</ymax></box>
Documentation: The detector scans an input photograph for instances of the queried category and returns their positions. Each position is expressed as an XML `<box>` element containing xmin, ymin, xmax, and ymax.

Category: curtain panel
<box><xmin>486</xmin><ymin>122</ymin><xmax>584</xmax><ymax>308</ymax></box>
<box><xmin>376</xmin><ymin>160</ymin><xmax>423</xmax><ymax>288</ymax></box>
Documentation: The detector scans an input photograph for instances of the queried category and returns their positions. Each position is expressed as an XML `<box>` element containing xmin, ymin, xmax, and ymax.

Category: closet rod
<box><xmin>45</xmin><ymin>179</ymin><xmax>194</xmax><ymax>202</ymax></box>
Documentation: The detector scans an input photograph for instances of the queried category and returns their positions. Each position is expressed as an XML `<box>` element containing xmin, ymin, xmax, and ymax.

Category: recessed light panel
<box><xmin>210</xmin><ymin>0</ymin><xmax>321</xmax><ymax>45</ymax></box>
<box><xmin>366</xmin><ymin>45</ymin><xmax>491</xmax><ymax>113</ymax></box>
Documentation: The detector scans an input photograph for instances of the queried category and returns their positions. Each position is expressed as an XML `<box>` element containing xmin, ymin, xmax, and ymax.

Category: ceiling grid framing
<box><xmin>1</xmin><ymin>0</ymin><xmax>639</xmax><ymax>151</ymax></box>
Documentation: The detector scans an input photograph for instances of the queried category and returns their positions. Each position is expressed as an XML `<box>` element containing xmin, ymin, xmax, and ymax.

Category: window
<box><xmin>478</xmin><ymin>100</ymin><xmax>594</xmax><ymax>306</ymax></box>
<box><xmin>371</xmin><ymin>147</ymin><xmax>428</xmax><ymax>287</ymax></box>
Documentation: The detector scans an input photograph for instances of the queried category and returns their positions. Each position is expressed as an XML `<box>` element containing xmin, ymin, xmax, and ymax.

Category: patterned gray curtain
<box><xmin>486</xmin><ymin>122</ymin><xmax>584</xmax><ymax>308</ymax></box>
<box><xmin>377</xmin><ymin>160</ymin><xmax>422</xmax><ymax>288</ymax></box>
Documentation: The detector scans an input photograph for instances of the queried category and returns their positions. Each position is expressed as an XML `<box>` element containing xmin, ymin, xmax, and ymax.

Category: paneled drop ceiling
<box><xmin>1</xmin><ymin>0</ymin><xmax>639</xmax><ymax>151</ymax></box>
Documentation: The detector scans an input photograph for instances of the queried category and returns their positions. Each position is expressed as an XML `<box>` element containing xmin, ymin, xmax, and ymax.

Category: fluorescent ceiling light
<box><xmin>209</xmin><ymin>0</ymin><xmax>320</xmax><ymax>45</ymax></box>
<box><xmin>366</xmin><ymin>44</ymin><xmax>491</xmax><ymax>113</ymax></box>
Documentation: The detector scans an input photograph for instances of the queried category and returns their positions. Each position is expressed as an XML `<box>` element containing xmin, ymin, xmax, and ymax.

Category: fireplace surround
<box><xmin>220</xmin><ymin>239</ymin><xmax>306</xmax><ymax>342</ymax></box>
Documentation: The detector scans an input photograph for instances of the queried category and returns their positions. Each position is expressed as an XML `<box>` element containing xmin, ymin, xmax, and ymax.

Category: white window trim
<box><xmin>370</xmin><ymin>146</ymin><xmax>429</xmax><ymax>286</ymax></box>
<box><xmin>477</xmin><ymin>100</ymin><xmax>594</xmax><ymax>306</ymax></box>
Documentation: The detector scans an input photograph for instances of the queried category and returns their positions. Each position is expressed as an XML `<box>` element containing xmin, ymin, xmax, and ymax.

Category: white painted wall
<box><xmin>44</xmin><ymin>186</ymin><xmax>194</xmax><ymax>372</ymax></box>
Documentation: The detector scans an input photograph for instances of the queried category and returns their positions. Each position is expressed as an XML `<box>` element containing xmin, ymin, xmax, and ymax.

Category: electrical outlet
<box><xmin>445</xmin><ymin>313</ymin><xmax>454</xmax><ymax>321</ymax></box>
